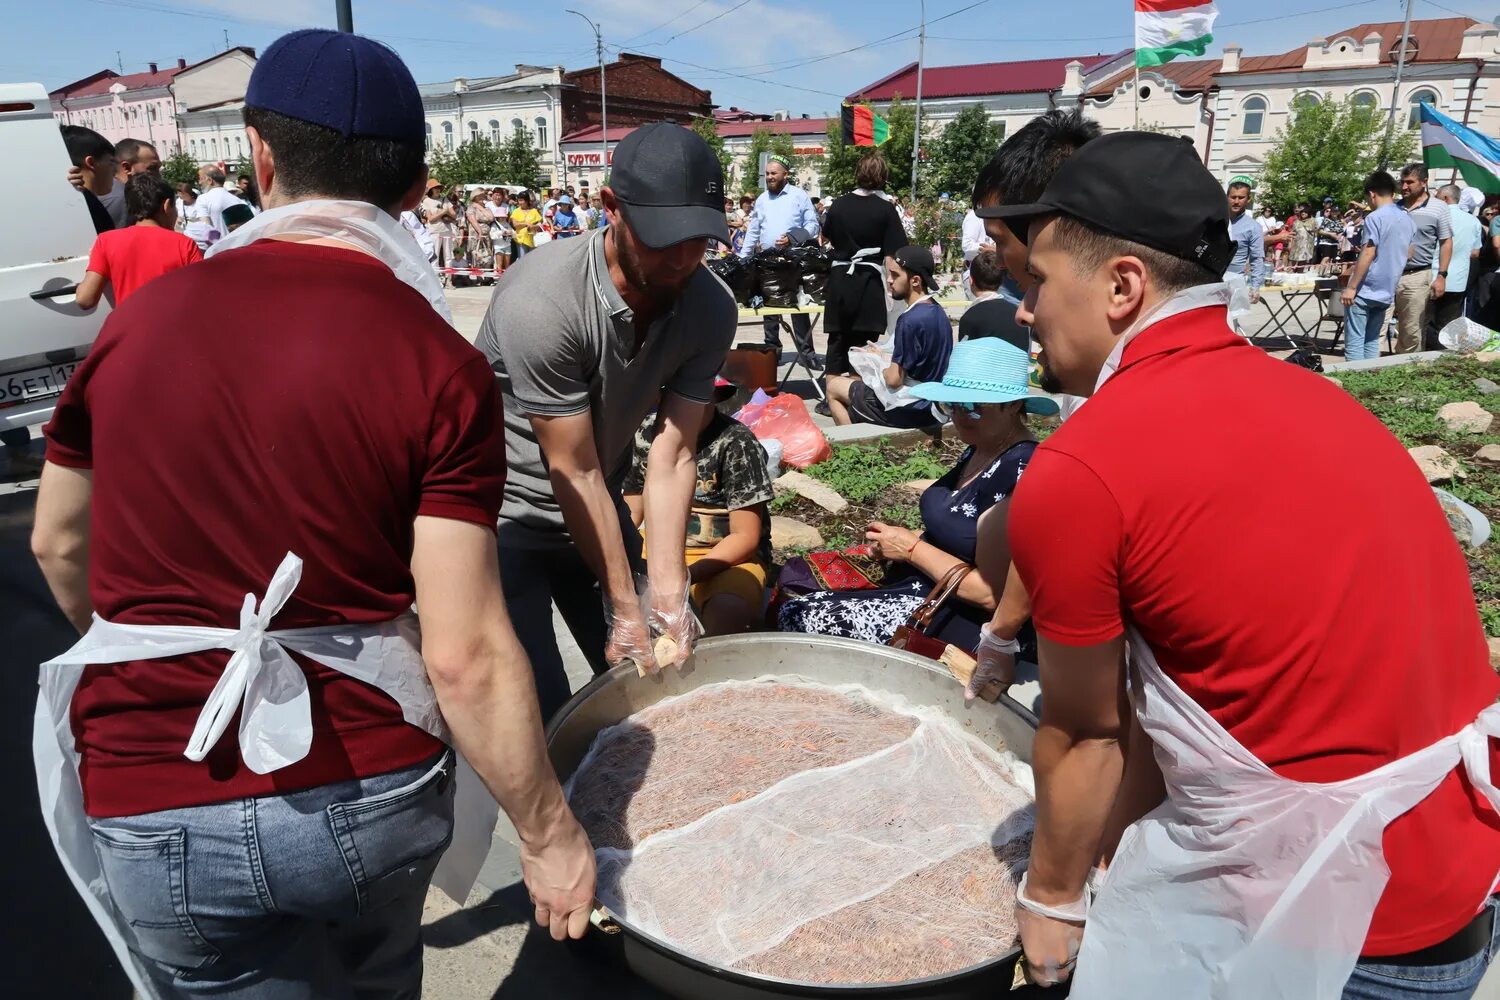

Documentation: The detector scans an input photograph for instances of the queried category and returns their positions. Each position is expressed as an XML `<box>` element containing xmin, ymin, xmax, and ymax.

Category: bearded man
<box><xmin>475</xmin><ymin>122</ymin><xmax>736</xmax><ymax>720</ymax></box>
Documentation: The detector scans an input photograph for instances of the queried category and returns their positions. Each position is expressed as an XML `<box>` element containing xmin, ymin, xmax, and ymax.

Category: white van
<box><xmin>0</xmin><ymin>82</ymin><xmax>109</xmax><ymax>437</ymax></box>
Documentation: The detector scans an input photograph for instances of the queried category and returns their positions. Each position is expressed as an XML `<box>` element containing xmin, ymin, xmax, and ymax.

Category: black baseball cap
<box><xmin>607</xmin><ymin>122</ymin><xmax>729</xmax><ymax>249</ymax></box>
<box><xmin>978</xmin><ymin>131</ymin><xmax>1233</xmax><ymax>277</ymax></box>
<box><xmin>892</xmin><ymin>245</ymin><xmax>937</xmax><ymax>291</ymax></box>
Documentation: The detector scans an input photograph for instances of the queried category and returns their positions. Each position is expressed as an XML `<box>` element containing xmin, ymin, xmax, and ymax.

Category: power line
<box><xmin>609</xmin><ymin>45</ymin><xmax>848</xmax><ymax>100</ymax></box>
<box><xmin>639</xmin><ymin>0</ymin><xmax>756</xmax><ymax>49</ymax></box>
<box><xmin>616</xmin><ymin>1</ymin><xmax>711</xmax><ymax>46</ymax></box>
<box><xmin>924</xmin><ymin>0</ymin><xmax>1386</xmax><ymax>45</ymax></box>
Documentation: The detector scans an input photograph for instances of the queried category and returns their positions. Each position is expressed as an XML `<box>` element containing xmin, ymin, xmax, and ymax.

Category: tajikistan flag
<box><xmin>1136</xmin><ymin>0</ymin><xmax>1218</xmax><ymax>68</ymax></box>
<box><xmin>1421</xmin><ymin>102</ymin><xmax>1500</xmax><ymax>194</ymax></box>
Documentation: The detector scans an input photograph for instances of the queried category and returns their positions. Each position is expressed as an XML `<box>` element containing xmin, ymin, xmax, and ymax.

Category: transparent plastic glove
<box><xmin>646</xmin><ymin>583</ymin><xmax>702</xmax><ymax>670</ymax></box>
<box><xmin>968</xmin><ymin>624</ymin><xmax>1019</xmax><ymax>702</ymax></box>
<box><xmin>602</xmin><ymin>592</ymin><xmax>658</xmax><ymax>676</ymax></box>
<box><xmin>1015</xmin><ymin>872</ymin><xmax>1089</xmax><ymax>988</ymax></box>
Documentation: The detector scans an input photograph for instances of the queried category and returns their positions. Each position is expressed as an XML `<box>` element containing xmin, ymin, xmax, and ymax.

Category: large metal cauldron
<box><xmin>546</xmin><ymin>633</ymin><xmax>1041</xmax><ymax>1000</ymax></box>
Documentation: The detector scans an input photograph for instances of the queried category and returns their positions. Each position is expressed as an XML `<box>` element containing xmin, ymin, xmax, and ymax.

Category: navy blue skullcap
<box><xmin>246</xmin><ymin>29</ymin><xmax>424</xmax><ymax>143</ymax></box>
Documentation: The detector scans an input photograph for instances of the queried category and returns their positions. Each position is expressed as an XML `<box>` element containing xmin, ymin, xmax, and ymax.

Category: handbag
<box><xmin>889</xmin><ymin>563</ymin><xmax>973</xmax><ymax>661</ymax></box>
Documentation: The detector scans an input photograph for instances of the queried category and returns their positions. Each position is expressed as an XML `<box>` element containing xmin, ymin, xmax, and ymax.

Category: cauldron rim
<box><xmin>546</xmin><ymin>633</ymin><xmax>1038</xmax><ymax>996</ymax></box>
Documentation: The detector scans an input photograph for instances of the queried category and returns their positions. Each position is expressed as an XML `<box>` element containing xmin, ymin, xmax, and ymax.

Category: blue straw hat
<box><xmin>909</xmin><ymin>337</ymin><xmax>1060</xmax><ymax>416</ymax></box>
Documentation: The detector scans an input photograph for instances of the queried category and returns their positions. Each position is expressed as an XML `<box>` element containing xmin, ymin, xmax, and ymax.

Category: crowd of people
<box><xmin>23</xmin><ymin>26</ymin><xmax>1500</xmax><ymax>1000</ymax></box>
<box><xmin>1225</xmin><ymin>166</ymin><xmax>1497</xmax><ymax>361</ymax></box>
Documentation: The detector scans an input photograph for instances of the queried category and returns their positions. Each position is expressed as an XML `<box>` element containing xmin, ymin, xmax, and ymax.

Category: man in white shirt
<box><xmin>961</xmin><ymin>207</ymin><xmax>994</xmax><ymax>299</ymax></box>
<box><xmin>194</xmin><ymin>166</ymin><xmax>243</xmax><ymax>244</ymax></box>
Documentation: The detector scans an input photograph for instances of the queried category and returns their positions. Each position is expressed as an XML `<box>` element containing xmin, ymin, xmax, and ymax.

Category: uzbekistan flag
<box><xmin>842</xmin><ymin>104</ymin><xmax>891</xmax><ymax>146</ymax></box>
<box><xmin>1421</xmin><ymin>101</ymin><xmax>1500</xmax><ymax>194</ymax></box>
<box><xmin>1136</xmin><ymin>0</ymin><xmax>1218</xmax><ymax>68</ymax></box>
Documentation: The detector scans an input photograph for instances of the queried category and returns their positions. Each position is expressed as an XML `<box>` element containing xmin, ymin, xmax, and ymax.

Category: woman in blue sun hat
<box><xmin>777</xmin><ymin>338</ymin><xmax>1057</xmax><ymax>652</ymax></box>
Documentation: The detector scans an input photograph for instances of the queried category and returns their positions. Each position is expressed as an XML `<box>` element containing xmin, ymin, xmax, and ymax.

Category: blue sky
<box><xmin>7</xmin><ymin>0</ymin><xmax>1488</xmax><ymax>116</ymax></box>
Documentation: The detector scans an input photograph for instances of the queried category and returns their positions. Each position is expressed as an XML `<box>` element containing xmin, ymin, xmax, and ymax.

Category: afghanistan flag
<box><xmin>842</xmin><ymin>104</ymin><xmax>890</xmax><ymax>147</ymax></box>
<box><xmin>1135</xmin><ymin>0</ymin><xmax>1217</xmax><ymax>68</ymax></box>
<box><xmin>1421</xmin><ymin>101</ymin><xmax>1500</xmax><ymax>194</ymax></box>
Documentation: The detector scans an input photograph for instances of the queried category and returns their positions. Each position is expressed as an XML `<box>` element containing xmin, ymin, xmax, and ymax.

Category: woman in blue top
<box><xmin>825</xmin><ymin>245</ymin><xmax>953</xmax><ymax>429</ymax></box>
<box><xmin>778</xmin><ymin>338</ymin><xmax>1058</xmax><ymax>652</ymax></box>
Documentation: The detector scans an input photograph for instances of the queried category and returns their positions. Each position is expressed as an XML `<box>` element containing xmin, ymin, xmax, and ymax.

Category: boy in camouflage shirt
<box><xmin>623</xmin><ymin>381</ymin><xmax>773</xmax><ymax>634</ymax></box>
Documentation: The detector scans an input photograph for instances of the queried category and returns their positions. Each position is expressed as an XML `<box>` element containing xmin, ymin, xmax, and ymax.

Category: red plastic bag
<box><xmin>734</xmin><ymin>392</ymin><xmax>832</xmax><ymax>469</ymax></box>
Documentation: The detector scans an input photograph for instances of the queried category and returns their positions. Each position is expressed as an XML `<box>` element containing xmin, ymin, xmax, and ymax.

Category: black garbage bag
<box><xmin>789</xmin><ymin>245</ymin><xmax>832</xmax><ymax>305</ymax></box>
<box><xmin>754</xmin><ymin>249</ymin><xmax>800</xmax><ymax>308</ymax></box>
<box><xmin>707</xmin><ymin>254</ymin><xmax>758</xmax><ymax>308</ymax></box>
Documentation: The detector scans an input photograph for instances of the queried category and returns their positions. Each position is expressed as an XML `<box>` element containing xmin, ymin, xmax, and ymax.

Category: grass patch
<box><xmin>804</xmin><ymin>443</ymin><xmax>952</xmax><ymax>502</ymax></box>
<box><xmin>1332</xmin><ymin>355</ymin><xmax>1500</xmax><ymax>635</ymax></box>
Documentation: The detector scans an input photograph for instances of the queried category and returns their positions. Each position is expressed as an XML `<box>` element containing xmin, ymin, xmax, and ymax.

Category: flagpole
<box><xmin>1134</xmin><ymin>64</ymin><xmax>1141</xmax><ymax>128</ymax></box>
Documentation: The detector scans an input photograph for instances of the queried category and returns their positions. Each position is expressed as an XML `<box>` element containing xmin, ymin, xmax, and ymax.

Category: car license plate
<box><xmin>0</xmin><ymin>362</ymin><xmax>78</xmax><ymax>406</ymax></box>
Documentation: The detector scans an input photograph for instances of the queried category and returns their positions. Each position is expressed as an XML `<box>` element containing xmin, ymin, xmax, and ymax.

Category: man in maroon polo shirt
<box><xmin>980</xmin><ymin>132</ymin><xmax>1500</xmax><ymax>997</ymax></box>
<box><xmin>30</xmin><ymin>30</ymin><xmax>594</xmax><ymax>997</ymax></box>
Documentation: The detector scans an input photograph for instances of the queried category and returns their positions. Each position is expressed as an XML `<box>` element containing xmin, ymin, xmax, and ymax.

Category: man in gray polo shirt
<box><xmin>1394</xmin><ymin>162</ymin><xmax>1453</xmax><ymax>354</ymax></box>
<box><xmin>475</xmin><ymin>123</ymin><xmax>737</xmax><ymax>720</ymax></box>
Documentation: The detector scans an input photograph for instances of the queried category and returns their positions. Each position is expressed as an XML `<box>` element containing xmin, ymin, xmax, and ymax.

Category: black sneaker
<box><xmin>814</xmin><ymin>401</ymin><xmax>832</xmax><ymax>417</ymax></box>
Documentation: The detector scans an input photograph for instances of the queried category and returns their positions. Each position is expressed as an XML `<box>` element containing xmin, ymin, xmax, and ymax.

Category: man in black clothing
<box><xmin>957</xmin><ymin>249</ymin><xmax>1028</xmax><ymax>352</ymax></box>
<box><xmin>60</xmin><ymin>125</ymin><xmax>117</xmax><ymax>236</ymax></box>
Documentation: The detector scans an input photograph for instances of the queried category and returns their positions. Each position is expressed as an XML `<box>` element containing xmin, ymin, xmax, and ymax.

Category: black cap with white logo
<box><xmin>978</xmin><ymin>131</ymin><xmax>1233</xmax><ymax>277</ymax></box>
<box><xmin>607</xmin><ymin>122</ymin><xmax>729</xmax><ymax>249</ymax></box>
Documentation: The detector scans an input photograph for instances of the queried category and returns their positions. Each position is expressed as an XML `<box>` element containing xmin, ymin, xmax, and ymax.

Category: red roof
<box><xmin>850</xmin><ymin>53</ymin><xmax>1122</xmax><ymax>101</ymax></box>
<box><xmin>561</xmin><ymin>117</ymin><xmax>833</xmax><ymax>145</ymax></box>
<box><xmin>1089</xmin><ymin>16</ymin><xmax>1483</xmax><ymax>96</ymax></box>
<box><xmin>56</xmin><ymin>65</ymin><xmax>183</xmax><ymax>99</ymax></box>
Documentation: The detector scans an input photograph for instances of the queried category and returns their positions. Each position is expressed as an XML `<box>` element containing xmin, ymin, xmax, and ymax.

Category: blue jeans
<box><xmin>1343</xmin><ymin>897</ymin><xmax>1500</xmax><ymax>999</ymax></box>
<box><xmin>1344</xmin><ymin>296</ymin><xmax>1391</xmax><ymax>361</ymax></box>
<box><xmin>87</xmin><ymin>750</ymin><xmax>455</xmax><ymax>998</ymax></box>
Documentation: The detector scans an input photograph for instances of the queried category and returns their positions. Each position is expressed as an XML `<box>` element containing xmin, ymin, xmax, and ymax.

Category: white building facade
<box><xmin>420</xmin><ymin>67</ymin><xmax>568</xmax><ymax>189</ymax></box>
<box><xmin>174</xmin><ymin>47</ymin><xmax>257</xmax><ymax>167</ymax></box>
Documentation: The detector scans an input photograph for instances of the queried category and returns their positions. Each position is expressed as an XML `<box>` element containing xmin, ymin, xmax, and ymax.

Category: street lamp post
<box><xmin>336</xmin><ymin>0</ymin><xmax>353</xmax><ymax>32</ymax></box>
<box><xmin>567</xmin><ymin>9</ymin><xmax>608</xmax><ymax>186</ymax></box>
<box><xmin>911</xmin><ymin>0</ymin><xmax>926</xmax><ymax>198</ymax></box>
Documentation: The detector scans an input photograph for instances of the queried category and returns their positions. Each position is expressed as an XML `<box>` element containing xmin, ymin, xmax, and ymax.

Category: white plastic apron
<box><xmin>35</xmin><ymin>553</ymin><xmax>501</xmax><ymax>999</ymax></box>
<box><xmin>1065</xmin><ymin>287</ymin><xmax>1500</xmax><ymax>998</ymax></box>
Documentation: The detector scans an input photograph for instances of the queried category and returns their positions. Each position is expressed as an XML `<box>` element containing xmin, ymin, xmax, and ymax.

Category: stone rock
<box><xmin>1437</xmin><ymin>401</ymin><xmax>1494</xmax><ymax>434</ymax></box>
<box><xmin>1408</xmin><ymin>445</ymin><xmax>1465</xmax><ymax>483</ymax></box>
<box><xmin>1489</xmin><ymin>638</ymin><xmax>1500</xmax><ymax>673</ymax></box>
<box><xmin>1478</xmin><ymin>352</ymin><xmax>1500</xmax><ymax>364</ymax></box>
<box><xmin>770</xmin><ymin>516</ymin><xmax>824</xmax><ymax>551</ymax></box>
<box><xmin>1322</xmin><ymin>376</ymin><xmax>1343</xmax><ymax>388</ymax></box>
<box><xmin>1476</xmin><ymin>445</ymin><xmax>1500</xmax><ymax>463</ymax></box>
<box><xmin>896</xmin><ymin>478</ymin><xmax>938</xmax><ymax>498</ymax></box>
<box><xmin>1475</xmin><ymin>377</ymin><xmax>1500</xmax><ymax>395</ymax></box>
<box><xmin>774</xmin><ymin>469</ymin><xmax>849</xmax><ymax>513</ymax></box>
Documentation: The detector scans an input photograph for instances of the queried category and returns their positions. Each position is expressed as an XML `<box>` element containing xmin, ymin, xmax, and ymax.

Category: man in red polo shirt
<box><xmin>981</xmin><ymin>132</ymin><xmax>1500</xmax><ymax>998</ymax></box>
<box><xmin>30</xmin><ymin>30</ymin><xmax>594</xmax><ymax>997</ymax></box>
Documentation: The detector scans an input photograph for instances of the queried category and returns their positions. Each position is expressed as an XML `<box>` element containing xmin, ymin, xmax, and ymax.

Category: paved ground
<box><xmin>4</xmin><ymin>281</ymin><xmax>1494</xmax><ymax>998</ymax></box>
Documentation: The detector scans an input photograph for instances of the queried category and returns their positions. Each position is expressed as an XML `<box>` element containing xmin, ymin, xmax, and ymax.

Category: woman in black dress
<box><xmin>821</xmin><ymin>154</ymin><xmax>908</xmax><ymax>387</ymax></box>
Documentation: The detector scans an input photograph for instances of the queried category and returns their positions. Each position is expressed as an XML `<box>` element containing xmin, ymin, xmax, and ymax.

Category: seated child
<box><xmin>622</xmin><ymin>379</ymin><xmax>773</xmax><ymax>635</ymax></box>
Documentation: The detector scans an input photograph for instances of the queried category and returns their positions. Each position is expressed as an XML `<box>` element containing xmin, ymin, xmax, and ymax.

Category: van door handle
<box><xmin>31</xmin><ymin>284</ymin><xmax>79</xmax><ymax>300</ymax></box>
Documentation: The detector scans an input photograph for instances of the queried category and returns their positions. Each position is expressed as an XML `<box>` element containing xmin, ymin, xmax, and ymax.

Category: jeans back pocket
<box><xmin>326</xmin><ymin>751</ymin><xmax>457</xmax><ymax>915</ymax></box>
<box><xmin>89</xmin><ymin>825</ymin><xmax>220</xmax><ymax>975</ymax></box>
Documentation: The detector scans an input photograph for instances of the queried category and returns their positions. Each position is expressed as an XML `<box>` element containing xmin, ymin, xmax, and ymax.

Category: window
<box><xmin>1241</xmin><ymin>96</ymin><xmax>1267</xmax><ymax>136</ymax></box>
<box><xmin>1409</xmin><ymin>89</ymin><xmax>1439</xmax><ymax>128</ymax></box>
<box><xmin>210</xmin><ymin>137</ymin><xmax>217</xmax><ymax>156</ymax></box>
<box><xmin>1351</xmin><ymin>91</ymin><xmax>1379</xmax><ymax>113</ymax></box>
<box><xmin>1292</xmin><ymin>92</ymin><xmax>1321</xmax><ymax>111</ymax></box>
<box><xmin>442</xmin><ymin>121</ymin><xmax>454</xmax><ymax>150</ymax></box>
<box><xmin>535</xmin><ymin>116</ymin><xmax>548</xmax><ymax>148</ymax></box>
<box><xmin>234</xmin><ymin>136</ymin><xmax>242</xmax><ymax>157</ymax></box>
<box><xmin>148</xmin><ymin>105</ymin><xmax>156</xmax><ymax>121</ymax></box>
<box><xmin>489</xmin><ymin>118</ymin><xmax>501</xmax><ymax>143</ymax></box>
<box><xmin>467</xmin><ymin>120</ymin><xmax>479</xmax><ymax>143</ymax></box>
<box><xmin>425</xmin><ymin>123</ymin><xmax>432</xmax><ymax>151</ymax></box>
<box><xmin>189</xmin><ymin>139</ymin><xmax>197</xmax><ymax>157</ymax></box>
<box><xmin>510</xmin><ymin>117</ymin><xmax>523</xmax><ymax>138</ymax></box>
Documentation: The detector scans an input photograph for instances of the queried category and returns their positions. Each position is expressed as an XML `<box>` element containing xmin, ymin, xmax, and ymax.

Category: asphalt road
<box><xmin>0</xmin><ymin>440</ymin><xmax>130</xmax><ymax>998</ymax></box>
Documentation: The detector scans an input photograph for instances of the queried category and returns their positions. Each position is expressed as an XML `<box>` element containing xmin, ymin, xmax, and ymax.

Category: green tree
<box><xmin>496</xmin><ymin>123</ymin><xmax>544</xmax><ymax>188</ymax></box>
<box><xmin>160</xmin><ymin>150</ymin><xmax>199</xmax><ymax>188</ymax></box>
<box><xmin>926</xmin><ymin>103</ymin><xmax>1005</xmax><ymax>202</ymax></box>
<box><xmin>689</xmin><ymin>115</ymin><xmax>733</xmax><ymax>189</ymax></box>
<box><xmin>1259</xmin><ymin>95</ymin><xmax>1418</xmax><ymax>211</ymax></box>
